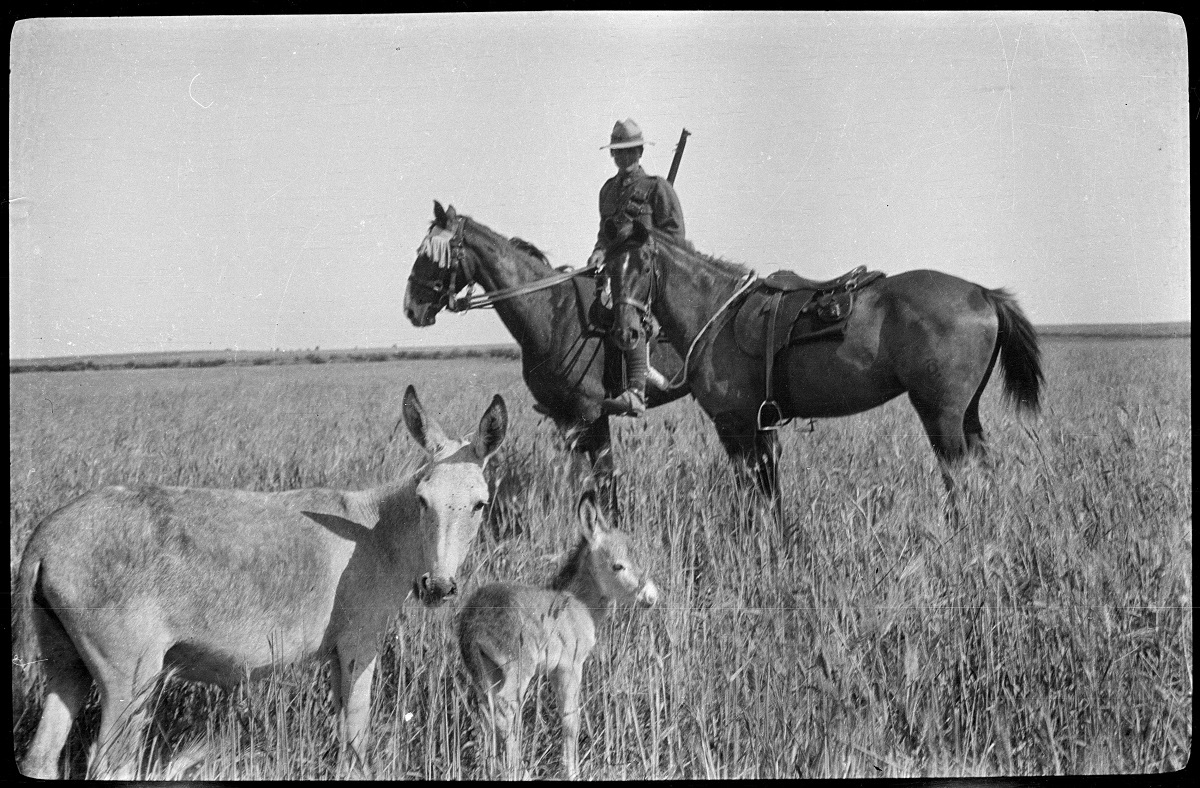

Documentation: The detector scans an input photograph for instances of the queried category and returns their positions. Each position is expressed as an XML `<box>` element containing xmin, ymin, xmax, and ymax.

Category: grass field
<box><xmin>10</xmin><ymin>337</ymin><xmax>1191</xmax><ymax>779</ymax></box>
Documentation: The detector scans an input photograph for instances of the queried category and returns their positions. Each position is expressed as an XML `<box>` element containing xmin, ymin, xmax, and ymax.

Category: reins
<box><xmin>456</xmin><ymin>262</ymin><xmax>601</xmax><ymax>310</ymax></box>
<box><xmin>412</xmin><ymin>217</ymin><xmax>601</xmax><ymax>313</ymax></box>
<box><xmin>659</xmin><ymin>271</ymin><xmax>758</xmax><ymax>392</ymax></box>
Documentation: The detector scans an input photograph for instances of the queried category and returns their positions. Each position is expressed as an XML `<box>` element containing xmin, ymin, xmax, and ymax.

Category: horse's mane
<box><xmin>441</xmin><ymin>213</ymin><xmax>554</xmax><ymax>270</ymax></box>
<box><xmin>647</xmin><ymin>227</ymin><xmax>755</xmax><ymax>280</ymax></box>
<box><xmin>509</xmin><ymin>237</ymin><xmax>550</xmax><ymax>264</ymax></box>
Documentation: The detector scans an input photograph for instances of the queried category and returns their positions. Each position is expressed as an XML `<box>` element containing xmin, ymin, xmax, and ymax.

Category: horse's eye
<box><xmin>612</xmin><ymin>563</ymin><xmax>625</xmax><ymax>572</ymax></box>
<box><xmin>473</xmin><ymin>501</ymin><xmax>487</xmax><ymax>513</ymax></box>
<box><xmin>417</xmin><ymin>496</ymin><xmax>429</xmax><ymax>510</ymax></box>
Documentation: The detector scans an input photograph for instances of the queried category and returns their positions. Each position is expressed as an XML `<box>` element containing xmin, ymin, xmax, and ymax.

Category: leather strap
<box><xmin>760</xmin><ymin>291</ymin><xmax>784</xmax><ymax>430</ymax></box>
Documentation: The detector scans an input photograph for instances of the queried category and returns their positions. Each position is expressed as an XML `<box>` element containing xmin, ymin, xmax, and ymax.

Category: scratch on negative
<box><xmin>766</xmin><ymin>131</ymin><xmax>820</xmax><ymax>213</ymax></box>
<box><xmin>189</xmin><ymin>74</ymin><xmax>214</xmax><ymax>109</ymax></box>
<box><xmin>1068</xmin><ymin>27</ymin><xmax>1090</xmax><ymax>69</ymax></box>
<box><xmin>271</xmin><ymin>221</ymin><xmax>323</xmax><ymax>349</ymax></box>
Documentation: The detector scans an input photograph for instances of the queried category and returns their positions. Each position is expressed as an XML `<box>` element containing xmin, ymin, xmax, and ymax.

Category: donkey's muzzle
<box><xmin>415</xmin><ymin>573</ymin><xmax>458</xmax><ymax>606</ymax></box>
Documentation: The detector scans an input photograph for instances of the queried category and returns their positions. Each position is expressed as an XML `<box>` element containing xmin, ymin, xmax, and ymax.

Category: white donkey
<box><xmin>457</xmin><ymin>490</ymin><xmax>659</xmax><ymax>779</ymax></box>
<box><xmin>15</xmin><ymin>385</ymin><xmax>507</xmax><ymax>780</ymax></box>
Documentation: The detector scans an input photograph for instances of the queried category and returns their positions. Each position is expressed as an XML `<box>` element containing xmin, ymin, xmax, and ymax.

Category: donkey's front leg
<box><xmin>335</xmin><ymin>647</ymin><xmax>378</xmax><ymax>777</ymax></box>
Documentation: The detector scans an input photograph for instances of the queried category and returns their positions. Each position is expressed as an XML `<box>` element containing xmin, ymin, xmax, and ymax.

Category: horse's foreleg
<box><xmin>715</xmin><ymin>424</ymin><xmax>756</xmax><ymax>488</ymax></box>
<box><xmin>755</xmin><ymin>429</ymin><xmax>783</xmax><ymax>521</ymax></box>
<box><xmin>574</xmin><ymin>416</ymin><xmax>619</xmax><ymax>522</ymax></box>
<box><xmin>714</xmin><ymin>416</ymin><xmax>780</xmax><ymax>505</ymax></box>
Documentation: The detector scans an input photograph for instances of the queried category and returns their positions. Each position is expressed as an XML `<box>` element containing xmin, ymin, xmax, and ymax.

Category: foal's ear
<box><xmin>403</xmin><ymin>385</ymin><xmax>450</xmax><ymax>454</ymax></box>
<box><xmin>472</xmin><ymin>394</ymin><xmax>508</xmax><ymax>465</ymax></box>
<box><xmin>576</xmin><ymin>489</ymin><xmax>611</xmax><ymax>544</ymax></box>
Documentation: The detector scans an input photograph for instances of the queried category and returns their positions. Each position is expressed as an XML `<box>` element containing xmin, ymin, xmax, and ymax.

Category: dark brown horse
<box><xmin>606</xmin><ymin>222</ymin><xmax>1043</xmax><ymax>499</ymax></box>
<box><xmin>403</xmin><ymin>202</ymin><xmax>689</xmax><ymax>514</ymax></box>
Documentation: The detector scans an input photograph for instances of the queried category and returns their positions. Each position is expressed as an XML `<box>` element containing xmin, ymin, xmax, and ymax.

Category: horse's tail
<box><xmin>984</xmin><ymin>287</ymin><xmax>1044</xmax><ymax>414</ymax></box>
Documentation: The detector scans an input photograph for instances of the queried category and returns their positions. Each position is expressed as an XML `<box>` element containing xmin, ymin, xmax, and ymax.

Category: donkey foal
<box><xmin>457</xmin><ymin>490</ymin><xmax>659</xmax><ymax>779</ymax></box>
<box><xmin>15</xmin><ymin>385</ymin><xmax>507</xmax><ymax>780</ymax></box>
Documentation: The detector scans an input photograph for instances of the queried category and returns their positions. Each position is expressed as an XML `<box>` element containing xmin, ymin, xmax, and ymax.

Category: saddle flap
<box><xmin>733</xmin><ymin>266</ymin><xmax>886</xmax><ymax>358</ymax></box>
<box><xmin>734</xmin><ymin>289</ymin><xmax>812</xmax><ymax>359</ymax></box>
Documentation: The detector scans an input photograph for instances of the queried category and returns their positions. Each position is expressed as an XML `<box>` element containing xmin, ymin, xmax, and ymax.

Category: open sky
<box><xmin>8</xmin><ymin>11</ymin><xmax>1190</xmax><ymax>359</ymax></box>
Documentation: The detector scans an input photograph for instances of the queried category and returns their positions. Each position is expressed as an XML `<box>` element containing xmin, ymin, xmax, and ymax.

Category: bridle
<box><xmin>607</xmin><ymin>238</ymin><xmax>660</xmax><ymax>331</ymax></box>
<box><xmin>409</xmin><ymin>216</ymin><xmax>600</xmax><ymax>314</ymax></box>
<box><xmin>409</xmin><ymin>217</ymin><xmax>470</xmax><ymax>313</ymax></box>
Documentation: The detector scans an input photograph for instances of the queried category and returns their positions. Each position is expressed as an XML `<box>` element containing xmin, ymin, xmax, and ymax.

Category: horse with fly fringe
<box><xmin>403</xmin><ymin>201</ymin><xmax>690</xmax><ymax>520</ymax></box>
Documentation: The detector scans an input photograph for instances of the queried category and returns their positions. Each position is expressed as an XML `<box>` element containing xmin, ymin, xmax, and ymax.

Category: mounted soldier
<box><xmin>587</xmin><ymin>119</ymin><xmax>687</xmax><ymax>417</ymax></box>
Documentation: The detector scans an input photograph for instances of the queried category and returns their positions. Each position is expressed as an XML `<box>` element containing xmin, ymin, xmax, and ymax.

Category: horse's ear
<box><xmin>403</xmin><ymin>385</ymin><xmax>449</xmax><ymax>454</ymax></box>
<box><xmin>603</xmin><ymin>218</ymin><xmax>623</xmax><ymax>244</ymax></box>
<box><xmin>631</xmin><ymin>220</ymin><xmax>650</xmax><ymax>244</ymax></box>
<box><xmin>434</xmin><ymin>201</ymin><xmax>446</xmax><ymax>224</ymax></box>
<box><xmin>445</xmin><ymin>204</ymin><xmax>458</xmax><ymax>224</ymax></box>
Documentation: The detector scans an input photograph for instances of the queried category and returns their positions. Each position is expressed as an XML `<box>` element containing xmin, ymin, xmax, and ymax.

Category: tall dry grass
<box><xmin>10</xmin><ymin>339</ymin><xmax>1191</xmax><ymax>778</ymax></box>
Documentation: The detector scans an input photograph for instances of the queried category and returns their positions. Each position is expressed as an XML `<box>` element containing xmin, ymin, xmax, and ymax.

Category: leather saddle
<box><xmin>734</xmin><ymin>265</ymin><xmax>885</xmax><ymax>359</ymax></box>
<box><xmin>733</xmin><ymin>264</ymin><xmax>885</xmax><ymax>430</ymax></box>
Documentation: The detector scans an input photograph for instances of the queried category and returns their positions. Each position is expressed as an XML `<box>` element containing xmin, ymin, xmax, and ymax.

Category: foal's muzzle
<box><xmin>415</xmin><ymin>573</ymin><xmax>458</xmax><ymax>606</ymax></box>
<box><xmin>636</xmin><ymin>581</ymin><xmax>660</xmax><ymax>608</ymax></box>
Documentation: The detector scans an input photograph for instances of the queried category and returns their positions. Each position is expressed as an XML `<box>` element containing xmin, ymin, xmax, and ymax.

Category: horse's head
<box><xmin>604</xmin><ymin>219</ymin><xmax>657</xmax><ymax>352</ymax></box>
<box><xmin>404</xmin><ymin>201</ymin><xmax>468</xmax><ymax>326</ymax></box>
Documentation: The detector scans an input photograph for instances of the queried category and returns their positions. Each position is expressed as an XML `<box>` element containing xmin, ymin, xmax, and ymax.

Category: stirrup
<box><xmin>601</xmin><ymin>390</ymin><xmax>646</xmax><ymax>417</ymax></box>
<box><xmin>757</xmin><ymin>400</ymin><xmax>784</xmax><ymax>431</ymax></box>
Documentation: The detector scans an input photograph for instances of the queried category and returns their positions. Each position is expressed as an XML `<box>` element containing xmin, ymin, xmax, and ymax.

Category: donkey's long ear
<box><xmin>403</xmin><ymin>385</ymin><xmax>450</xmax><ymax>454</ymax></box>
<box><xmin>434</xmin><ymin>200</ymin><xmax>447</xmax><ymax>225</ymax></box>
<box><xmin>577</xmin><ymin>488</ymin><xmax>610</xmax><ymax>545</ymax></box>
<box><xmin>471</xmin><ymin>394</ymin><xmax>508</xmax><ymax>464</ymax></box>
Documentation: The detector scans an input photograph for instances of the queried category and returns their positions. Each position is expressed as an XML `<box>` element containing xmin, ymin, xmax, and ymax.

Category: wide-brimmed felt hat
<box><xmin>601</xmin><ymin>119</ymin><xmax>653</xmax><ymax>150</ymax></box>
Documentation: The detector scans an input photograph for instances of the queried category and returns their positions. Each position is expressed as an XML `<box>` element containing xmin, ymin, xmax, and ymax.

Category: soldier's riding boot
<box><xmin>601</xmin><ymin>339</ymin><xmax>648</xmax><ymax>417</ymax></box>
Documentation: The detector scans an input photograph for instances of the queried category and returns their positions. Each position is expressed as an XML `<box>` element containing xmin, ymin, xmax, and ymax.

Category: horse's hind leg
<box><xmin>908</xmin><ymin>394</ymin><xmax>969</xmax><ymax>491</ymax></box>
<box><xmin>963</xmin><ymin>394</ymin><xmax>987</xmax><ymax>456</ymax></box>
<box><xmin>964</xmin><ymin>333</ymin><xmax>1002</xmax><ymax>457</ymax></box>
<box><xmin>19</xmin><ymin>610</ymin><xmax>93</xmax><ymax>779</ymax></box>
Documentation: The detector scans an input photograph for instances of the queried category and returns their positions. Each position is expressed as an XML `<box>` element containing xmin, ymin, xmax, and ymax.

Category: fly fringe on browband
<box><xmin>417</xmin><ymin>227</ymin><xmax>456</xmax><ymax>269</ymax></box>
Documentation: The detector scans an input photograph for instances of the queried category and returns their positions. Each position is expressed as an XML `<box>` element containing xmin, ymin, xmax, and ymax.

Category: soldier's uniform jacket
<box><xmin>592</xmin><ymin>164</ymin><xmax>685</xmax><ymax>254</ymax></box>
